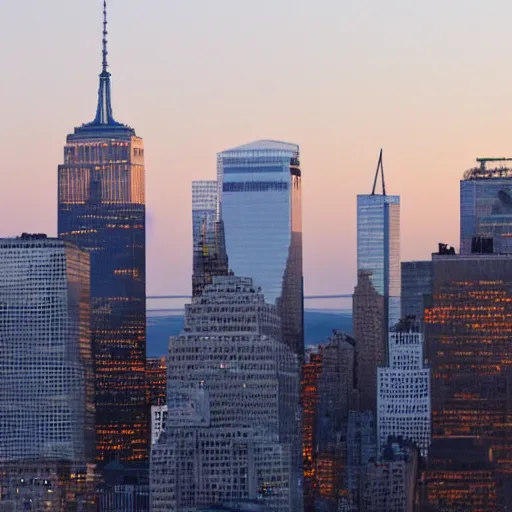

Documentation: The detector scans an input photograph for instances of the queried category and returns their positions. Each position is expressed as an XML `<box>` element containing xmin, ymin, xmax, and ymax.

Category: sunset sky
<box><xmin>1</xmin><ymin>0</ymin><xmax>511</xmax><ymax>303</ymax></box>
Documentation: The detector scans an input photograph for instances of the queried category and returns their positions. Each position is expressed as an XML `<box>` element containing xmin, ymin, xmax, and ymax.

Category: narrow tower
<box><xmin>58</xmin><ymin>0</ymin><xmax>148</xmax><ymax>477</ymax></box>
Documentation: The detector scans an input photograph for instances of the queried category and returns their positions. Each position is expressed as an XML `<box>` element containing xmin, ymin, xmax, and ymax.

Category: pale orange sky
<box><xmin>1</xmin><ymin>0</ymin><xmax>511</xmax><ymax>300</ymax></box>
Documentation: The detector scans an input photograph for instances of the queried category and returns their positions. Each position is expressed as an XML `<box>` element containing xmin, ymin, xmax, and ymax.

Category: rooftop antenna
<box><xmin>371</xmin><ymin>149</ymin><xmax>386</xmax><ymax>196</ymax></box>
<box><xmin>102</xmin><ymin>0</ymin><xmax>109</xmax><ymax>73</ymax></box>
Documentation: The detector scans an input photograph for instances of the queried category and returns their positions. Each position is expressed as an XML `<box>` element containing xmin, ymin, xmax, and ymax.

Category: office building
<box><xmin>360</xmin><ymin>438</ymin><xmax>418</xmax><ymax>512</ymax></box>
<box><xmin>423</xmin><ymin>439</ymin><xmax>497</xmax><ymax>511</ymax></box>
<box><xmin>317</xmin><ymin>331</ymin><xmax>356</xmax><ymax>451</ymax></box>
<box><xmin>302</xmin><ymin>347</ymin><xmax>323</xmax><ymax>512</ymax></box>
<box><xmin>57</xmin><ymin>3</ymin><xmax>148</xmax><ymax>470</ymax></box>
<box><xmin>377</xmin><ymin>330</ymin><xmax>431</xmax><ymax>457</ymax></box>
<box><xmin>150</xmin><ymin>276</ymin><xmax>300</xmax><ymax>512</ymax></box>
<box><xmin>424</xmin><ymin>252</ymin><xmax>512</xmax><ymax>505</ymax></box>
<box><xmin>357</xmin><ymin>150</ymin><xmax>401</xmax><ymax>328</ymax></box>
<box><xmin>147</xmin><ymin>356</ymin><xmax>167</xmax><ymax>407</ymax></box>
<box><xmin>400</xmin><ymin>261</ymin><xmax>432</xmax><ymax>321</ymax></box>
<box><xmin>0</xmin><ymin>234</ymin><xmax>95</xmax><ymax>509</ymax></box>
<box><xmin>217</xmin><ymin>140</ymin><xmax>304</xmax><ymax>357</ymax></box>
<box><xmin>151</xmin><ymin>405</ymin><xmax>168</xmax><ymax>446</ymax></box>
<box><xmin>310</xmin><ymin>332</ymin><xmax>355</xmax><ymax>511</ymax></box>
<box><xmin>353</xmin><ymin>271</ymin><xmax>386</xmax><ymax>413</ymax></box>
<box><xmin>192</xmin><ymin>180</ymin><xmax>229</xmax><ymax>297</ymax></box>
<box><xmin>345</xmin><ymin>411</ymin><xmax>377</xmax><ymax>511</ymax></box>
<box><xmin>460</xmin><ymin>157</ymin><xmax>512</xmax><ymax>254</ymax></box>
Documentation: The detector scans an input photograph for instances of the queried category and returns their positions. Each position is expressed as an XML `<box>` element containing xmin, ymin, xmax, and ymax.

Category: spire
<box><xmin>371</xmin><ymin>149</ymin><xmax>386</xmax><ymax>196</ymax></box>
<box><xmin>91</xmin><ymin>0</ymin><xmax>118</xmax><ymax>126</ymax></box>
<box><xmin>102</xmin><ymin>0</ymin><xmax>108</xmax><ymax>73</ymax></box>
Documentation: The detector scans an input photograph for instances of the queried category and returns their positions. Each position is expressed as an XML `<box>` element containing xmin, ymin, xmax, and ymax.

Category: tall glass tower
<box><xmin>357</xmin><ymin>150</ymin><xmax>401</xmax><ymax>328</ymax></box>
<box><xmin>58</xmin><ymin>2</ymin><xmax>147</xmax><ymax>469</ymax></box>
<box><xmin>460</xmin><ymin>157</ymin><xmax>512</xmax><ymax>254</ymax></box>
<box><xmin>217</xmin><ymin>140</ymin><xmax>304</xmax><ymax>357</ymax></box>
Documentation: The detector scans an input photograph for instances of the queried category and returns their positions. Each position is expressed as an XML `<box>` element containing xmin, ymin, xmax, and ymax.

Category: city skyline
<box><xmin>4</xmin><ymin>1</ymin><xmax>512</xmax><ymax>301</ymax></box>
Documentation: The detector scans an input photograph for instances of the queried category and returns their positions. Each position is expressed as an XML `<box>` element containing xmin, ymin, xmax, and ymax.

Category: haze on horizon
<box><xmin>1</xmin><ymin>0</ymin><xmax>511</xmax><ymax>300</ymax></box>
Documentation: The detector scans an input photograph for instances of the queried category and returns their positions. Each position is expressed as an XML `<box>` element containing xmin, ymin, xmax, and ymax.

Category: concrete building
<box><xmin>360</xmin><ymin>439</ymin><xmax>418</xmax><ymax>512</ymax></box>
<box><xmin>377</xmin><ymin>330</ymin><xmax>431</xmax><ymax>457</ymax></box>
<box><xmin>150</xmin><ymin>276</ymin><xmax>300</xmax><ymax>512</ymax></box>
<box><xmin>353</xmin><ymin>271</ymin><xmax>386</xmax><ymax>413</ymax></box>
<box><xmin>0</xmin><ymin>234</ymin><xmax>95</xmax><ymax>510</ymax></box>
<box><xmin>151</xmin><ymin>405</ymin><xmax>168</xmax><ymax>446</ymax></box>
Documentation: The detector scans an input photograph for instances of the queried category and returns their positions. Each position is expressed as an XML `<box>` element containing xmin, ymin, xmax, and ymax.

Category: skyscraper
<box><xmin>353</xmin><ymin>271</ymin><xmax>386</xmax><ymax>413</ymax></box>
<box><xmin>150</xmin><ymin>276</ymin><xmax>300</xmax><ymax>512</ymax></box>
<box><xmin>400</xmin><ymin>261</ymin><xmax>432</xmax><ymax>322</ymax></box>
<box><xmin>58</xmin><ymin>2</ymin><xmax>148</xmax><ymax>470</ymax></box>
<box><xmin>357</xmin><ymin>150</ymin><xmax>401</xmax><ymax>328</ymax></box>
<box><xmin>192</xmin><ymin>180</ymin><xmax>228</xmax><ymax>297</ymax></box>
<box><xmin>377</xmin><ymin>329</ymin><xmax>431</xmax><ymax>457</ymax></box>
<box><xmin>424</xmin><ymin>252</ymin><xmax>512</xmax><ymax>506</ymax></box>
<box><xmin>460</xmin><ymin>157</ymin><xmax>512</xmax><ymax>254</ymax></box>
<box><xmin>217</xmin><ymin>140</ymin><xmax>304</xmax><ymax>356</ymax></box>
<box><xmin>314</xmin><ymin>331</ymin><xmax>356</xmax><ymax>511</ymax></box>
<box><xmin>0</xmin><ymin>234</ymin><xmax>95</xmax><ymax>510</ymax></box>
<box><xmin>360</xmin><ymin>438</ymin><xmax>418</xmax><ymax>512</ymax></box>
<box><xmin>302</xmin><ymin>347</ymin><xmax>323</xmax><ymax>512</ymax></box>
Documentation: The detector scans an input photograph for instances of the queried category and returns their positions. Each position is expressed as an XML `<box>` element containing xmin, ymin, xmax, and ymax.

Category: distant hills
<box><xmin>147</xmin><ymin>310</ymin><xmax>353</xmax><ymax>357</ymax></box>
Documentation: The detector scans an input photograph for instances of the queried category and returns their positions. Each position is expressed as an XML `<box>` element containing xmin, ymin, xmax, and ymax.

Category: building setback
<box><xmin>57</xmin><ymin>2</ymin><xmax>148</xmax><ymax>471</ymax></box>
<box><xmin>377</xmin><ymin>329</ymin><xmax>431</xmax><ymax>458</ymax></box>
<box><xmin>150</xmin><ymin>276</ymin><xmax>300</xmax><ymax>512</ymax></box>
<box><xmin>0</xmin><ymin>234</ymin><xmax>95</xmax><ymax>510</ymax></box>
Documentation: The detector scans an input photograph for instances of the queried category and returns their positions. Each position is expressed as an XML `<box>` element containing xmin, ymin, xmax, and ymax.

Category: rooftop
<box><xmin>220</xmin><ymin>139</ymin><xmax>299</xmax><ymax>154</ymax></box>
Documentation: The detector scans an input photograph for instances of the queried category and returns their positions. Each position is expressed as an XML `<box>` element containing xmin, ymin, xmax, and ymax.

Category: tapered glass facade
<box><xmin>58</xmin><ymin>48</ymin><xmax>147</xmax><ymax>466</ymax></box>
<box><xmin>357</xmin><ymin>194</ymin><xmax>400</xmax><ymax>327</ymax></box>
<box><xmin>217</xmin><ymin>140</ymin><xmax>304</xmax><ymax>356</ymax></box>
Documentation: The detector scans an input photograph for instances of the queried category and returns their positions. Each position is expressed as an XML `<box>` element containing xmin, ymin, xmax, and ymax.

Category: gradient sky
<box><xmin>1</xmin><ymin>0</ymin><xmax>511</xmax><ymax>302</ymax></box>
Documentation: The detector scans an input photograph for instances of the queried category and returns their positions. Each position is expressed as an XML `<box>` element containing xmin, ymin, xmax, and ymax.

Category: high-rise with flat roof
<box><xmin>217</xmin><ymin>140</ymin><xmax>303</xmax><ymax>357</ymax></box>
<box><xmin>57</xmin><ymin>2</ymin><xmax>148</xmax><ymax>471</ymax></box>
<box><xmin>0</xmin><ymin>234</ymin><xmax>94</xmax><ymax>510</ymax></box>
<box><xmin>460</xmin><ymin>157</ymin><xmax>512</xmax><ymax>254</ymax></box>
<box><xmin>425</xmin><ymin>252</ymin><xmax>512</xmax><ymax>507</ymax></box>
